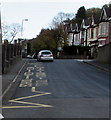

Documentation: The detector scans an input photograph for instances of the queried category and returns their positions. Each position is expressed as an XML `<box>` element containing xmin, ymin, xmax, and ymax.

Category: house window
<box><xmin>98</xmin><ymin>24</ymin><xmax>102</xmax><ymax>36</ymax></box>
<box><xmin>98</xmin><ymin>22</ymin><xmax>108</xmax><ymax>37</ymax></box>
<box><xmin>81</xmin><ymin>31</ymin><xmax>84</xmax><ymax>38</ymax></box>
<box><xmin>91</xmin><ymin>28</ymin><xmax>94</xmax><ymax>39</ymax></box>
<box><xmin>87</xmin><ymin>29</ymin><xmax>90</xmax><ymax>39</ymax></box>
<box><xmin>102</xmin><ymin>23</ymin><xmax>107</xmax><ymax>35</ymax></box>
<box><xmin>98</xmin><ymin>39</ymin><xmax>106</xmax><ymax>47</ymax></box>
<box><xmin>96</xmin><ymin>27</ymin><xmax>98</xmax><ymax>38</ymax></box>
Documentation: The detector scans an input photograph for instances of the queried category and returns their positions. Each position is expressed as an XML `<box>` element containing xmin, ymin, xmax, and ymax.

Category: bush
<box><xmin>63</xmin><ymin>45</ymin><xmax>90</xmax><ymax>55</ymax></box>
<box><xmin>63</xmin><ymin>45</ymin><xmax>77</xmax><ymax>55</ymax></box>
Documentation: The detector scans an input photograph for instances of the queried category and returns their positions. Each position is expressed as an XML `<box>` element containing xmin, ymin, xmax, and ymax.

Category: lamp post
<box><xmin>21</xmin><ymin>19</ymin><xmax>28</xmax><ymax>37</ymax></box>
<box><xmin>21</xmin><ymin>19</ymin><xmax>28</xmax><ymax>58</ymax></box>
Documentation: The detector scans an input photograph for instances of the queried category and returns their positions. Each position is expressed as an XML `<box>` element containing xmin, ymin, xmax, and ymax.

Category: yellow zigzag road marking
<box><xmin>11</xmin><ymin>92</ymin><xmax>51</xmax><ymax>101</ymax></box>
<box><xmin>2</xmin><ymin>106</ymin><xmax>50</xmax><ymax>109</ymax></box>
<box><xmin>8</xmin><ymin>100</ymin><xmax>53</xmax><ymax>107</ymax></box>
<box><xmin>2</xmin><ymin>89</ymin><xmax>54</xmax><ymax>109</ymax></box>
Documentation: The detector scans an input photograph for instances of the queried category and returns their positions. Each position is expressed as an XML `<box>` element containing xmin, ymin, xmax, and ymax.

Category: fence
<box><xmin>2</xmin><ymin>43</ymin><xmax>22</xmax><ymax>74</ymax></box>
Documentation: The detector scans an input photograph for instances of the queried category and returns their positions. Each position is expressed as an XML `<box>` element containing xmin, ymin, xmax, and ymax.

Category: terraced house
<box><xmin>87</xmin><ymin>15</ymin><xmax>100</xmax><ymax>58</ymax></box>
<box><xmin>98</xmin><ymin>6</ymin><xmax>111</xmax><ymax>47</ymax></box>
<box><xmin>65</xmin><ymin>5</ymin><xmax>111</xmax><ymax>60</ymax></box>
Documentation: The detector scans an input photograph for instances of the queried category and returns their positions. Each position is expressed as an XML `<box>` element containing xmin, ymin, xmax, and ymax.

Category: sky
<box><xmin>1</xmin><ymin>0</ymin><xmax>110</xmax><ymax>41</ymax></box>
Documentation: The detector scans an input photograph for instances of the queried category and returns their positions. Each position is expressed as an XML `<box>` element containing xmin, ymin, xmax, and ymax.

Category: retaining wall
<box><xmin>97</xmin><ymin>43</ymin><xmax>111</xmax><ymax>64</ymax></box>
<box><xmin>2</xmin><ymin>43</ymin><xmax>22</xmax><ymax>74</ymax></box>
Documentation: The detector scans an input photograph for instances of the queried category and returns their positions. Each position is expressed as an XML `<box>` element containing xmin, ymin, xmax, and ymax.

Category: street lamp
<box><xmin>20</xmin><ymin>19</ymin><xmax>28</xmax><ymax>58</ymax></box>
<box><xmin>21</xmin><ymin>19</ymin><xmax>28</xmax><ymax>37</ymax></box>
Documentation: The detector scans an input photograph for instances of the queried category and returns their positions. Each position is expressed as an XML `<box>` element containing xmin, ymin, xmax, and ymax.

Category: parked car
<box><xmin>37</xmin><ymin>50</ymin><xmax>54</xmax><ymax>62</ymax></box>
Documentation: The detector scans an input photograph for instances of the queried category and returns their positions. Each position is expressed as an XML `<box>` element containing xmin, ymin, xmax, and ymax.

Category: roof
<box><xmin>100</xmin><ymin>7</ymin><xmax>111</xmax><ymax>21</ymax></box>
<box><xmin>93</xmin><ymin>15</ymin><xmax>100</xmax><ymax>24</ymax></box>
<box><xmin>81</xmin><ymin>18</ymin><xmax>90</xmax><ymax>30</ymax></box>
<box><xmin>105</xmin><ymin>7</ymin><xmax>111</xmax><ymax>18</ymax></box>
<box><xmin>84</xmin><ymin>18</ymin><xmax>91</xmax><ymax>26</ymax></box>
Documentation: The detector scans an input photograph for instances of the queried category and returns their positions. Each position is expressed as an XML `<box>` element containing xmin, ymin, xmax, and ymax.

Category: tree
<box><xmin>9</xmin><ymin>23</ymin><xmax>21</xmax><ymax>43</ymax></box>
<box><xmin>86</xmin><ymin>8</ymin><xmax>101</xmax><ymax>18</ymax></box>
<box><xmin>50</xmin><ymin>12</ymin><xmax>70</xmax><ymax>48</ymax></box>
<box><xmin>2</xmin><ymin>23</ymin><xmax>21</xmax><ymax>43</ymax></box>
<box><xmin>2</xmin><ymin>23</ymin><xmax>10</xmax><ymax>41</ymax></box>
<box><xmin>31</xmin><ymin>12</ymin><xmax>73</xmax><ymax>56</ymax></box>
<box><xmin>75</xmin><ymin>6</ymin><xmax>86</xmax><ymax>24</ymax></box>
<box><xmin>50</xmin><ymin>12</ymin><xmax>74</xmax><ymax>29</ymax></box>
<box><xmin>31</xmin><ymin>29</ymin><xmax>56</xmax><ymax>53</ymax></box>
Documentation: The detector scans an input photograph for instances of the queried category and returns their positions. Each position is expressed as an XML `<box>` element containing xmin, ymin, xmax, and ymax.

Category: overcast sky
<box><xmin>1</xmin><ymin>0</ymin><xmax>110</xmax><ymax>40</ymax></box>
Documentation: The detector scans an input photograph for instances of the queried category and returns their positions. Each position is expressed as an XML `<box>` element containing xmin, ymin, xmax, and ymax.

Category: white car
<box><xmin>37</xmin><ymin>50</ymin><xmax>54</xmax><ymax>62</ymax></box>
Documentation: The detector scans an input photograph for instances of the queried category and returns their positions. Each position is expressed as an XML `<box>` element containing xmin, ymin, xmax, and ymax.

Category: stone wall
<box><xmin>2</xmin><ymin>43</ymin><xmax>22</xmax><ymax>74</ymax></box>
<box><xmin>97</xmin><ymin>43</ymin><xmax>111</xmax><ymax>64</ymax></box>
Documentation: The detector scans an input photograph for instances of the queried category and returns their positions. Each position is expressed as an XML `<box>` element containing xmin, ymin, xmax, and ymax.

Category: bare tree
<box><xmin>50</xmin><ymin>12</ymin><xmax>74</xmax><ymax>29</ymax></box>
<box><xmin>49</xmin><ymin>12</ymin><xmax>74</xmax><ymax>53</ymax></box>
<box><xmin>2</xmin><ymin>23</ymin><xmax>21</xmax><ymax>43</ymax></box>
<box><xmin>9</xmin><ymin>23</ymin><xmax>21</xmax><ymax>43</ymax></box>
<box><xmin>2</xmin><ymin>23</ymin><xmax>10</xmax><ymax>41</ymax></box>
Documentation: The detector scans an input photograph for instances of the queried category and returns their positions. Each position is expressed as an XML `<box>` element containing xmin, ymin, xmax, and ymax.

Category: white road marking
<box><xmin>36</xmin><ymin>72</ymin><xmax>46</xmax><ymax>78</ymax></box>
<box><xmin>19</xmin><ymin>79</ymin><xmax>32</xmax><ymax>87</ymax></box>
<box><xmin>36</xmin><ymin>80</ymin><xmax>48</xmax><ymax>87</ymax></box>
<box><xmin>27</xmin><ymin>67</ymin><xmax>34</xmax><ymax>70</ymax></box>
<box><xmin>0</xmin><ymin>113</ymin><xmax>4</xmax><ymax>119</ymax></box>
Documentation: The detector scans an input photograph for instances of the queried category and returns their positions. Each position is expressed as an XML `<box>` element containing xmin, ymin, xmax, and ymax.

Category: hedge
<box><xmin>62</xmin><ymin>45</ymin><xmax>90</xmax><ymax>55</ymax></box>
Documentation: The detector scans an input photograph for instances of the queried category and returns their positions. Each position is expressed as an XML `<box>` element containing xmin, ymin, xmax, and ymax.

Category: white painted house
<box><xmin>80</xmin><ymin>18</ymin><xmax>90</xmax><ymax>46</ymax></box>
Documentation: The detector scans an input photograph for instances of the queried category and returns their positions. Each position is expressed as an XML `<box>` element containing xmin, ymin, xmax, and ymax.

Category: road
<box><xmin>2</xmin><ymin>59</ymin><xmax>109</xmax><ymax>118</ymax></box>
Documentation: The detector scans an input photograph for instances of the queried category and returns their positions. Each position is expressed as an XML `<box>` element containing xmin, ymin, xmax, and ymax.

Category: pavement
<box><xmin>83</xmin><ymin>59</ymin><xmax>111</xmax><ymax>73</ymax></box>
<box><xmin>2</xmin><ymin>58</ymin><xmax>28</xmax><ymax>99</ymax></box>
<box><xmin>2</xmin><ymin>58</ymin><xmax>110</xmax><ymax>99</ymax></box>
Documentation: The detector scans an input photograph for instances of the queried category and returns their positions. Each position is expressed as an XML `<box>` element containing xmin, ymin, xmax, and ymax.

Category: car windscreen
<box><xmin>41</xmin><ymin>52</ymin><xmax>51</xmax><ymax>55</ymax></box>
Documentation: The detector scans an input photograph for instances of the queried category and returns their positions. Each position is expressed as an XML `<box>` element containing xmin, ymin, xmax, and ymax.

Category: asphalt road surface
<box><xmin>2</xmin><ymin>59</ymin><xmax>109</xmax><ymax>118</ymax></box>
